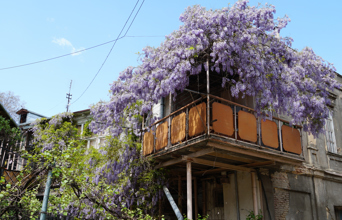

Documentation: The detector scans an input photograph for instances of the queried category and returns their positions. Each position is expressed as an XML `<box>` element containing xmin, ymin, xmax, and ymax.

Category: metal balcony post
<box><xmin>234</xmin><ymin>105</ymin><xmax>237</xmax><ymax>140</ymax></box>
<box><xmin>168</xmin><ymin>93</ymin><xmax>172</xmax><ymax>147</ymax></box>
<box><xmin>206</xmin><ymin>57</ymin><xmax>210</xmax><ymax>136</ymax></box>
<box><xmin>279</xmin><ymin>121</ymin><xmax>283</xmax><ymax>152</ymax></box>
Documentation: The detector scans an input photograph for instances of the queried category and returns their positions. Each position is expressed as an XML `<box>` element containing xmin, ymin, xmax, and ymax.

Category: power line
<box><xmin>71</xmin><ymin>0</ymin><xmax>145</xmax><ymax>105</ymax></box>
<box><xmin>0</xmin><ymin>35</ymin><xmax>162</xmax><ymax>71</ymax></box>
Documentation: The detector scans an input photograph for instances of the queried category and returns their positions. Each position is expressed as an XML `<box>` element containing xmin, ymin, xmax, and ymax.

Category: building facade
<box><xmin>143</xmin><ymin>71</ymin><xmax>342</xmax><ymax>220</ymax></box>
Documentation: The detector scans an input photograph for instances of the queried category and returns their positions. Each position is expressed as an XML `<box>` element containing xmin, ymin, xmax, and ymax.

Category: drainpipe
<box><xmin>40</xmin><ymin>169</ymin><xmax>52</xmax><ymax>220</ymax></box>
<box><xmin>163</xmin><ymin>186</ymin><xmax>183</xmax><ymax>220</ymax></box>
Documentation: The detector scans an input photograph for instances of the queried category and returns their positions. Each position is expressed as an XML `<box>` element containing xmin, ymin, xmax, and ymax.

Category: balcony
<box><xmin>143</xmin><ymin>94</ymin><xmax>304</xmax><ymax>170</ymax></box>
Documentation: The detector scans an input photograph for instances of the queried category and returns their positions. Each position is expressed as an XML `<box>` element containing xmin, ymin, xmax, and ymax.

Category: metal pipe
<box><xmin>187</xmin><ymin>162</ymin><xmax>193</xmax><ymax>220</ymax></box>
<box><xmin>40</xmin><ymin>169</ymin><xmax>52</xmax><ymax>220</ymax></box>
<box><xmin>163</xmin><ymin>186</ymin><xmax>183</xmax><ymax>220</ymax></box>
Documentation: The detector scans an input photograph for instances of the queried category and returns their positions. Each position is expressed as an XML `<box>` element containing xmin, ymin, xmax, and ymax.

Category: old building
<box><xmin>142</xmin><ymin>70</ymin><xmax>342</xmax><ymax>220</ymax></box>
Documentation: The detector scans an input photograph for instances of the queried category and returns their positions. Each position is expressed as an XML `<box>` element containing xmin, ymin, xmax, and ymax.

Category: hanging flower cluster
<box><xmin>90</xmin><ymin>0</ymin><xmax>340</xmax><ymax>136</ymax></box>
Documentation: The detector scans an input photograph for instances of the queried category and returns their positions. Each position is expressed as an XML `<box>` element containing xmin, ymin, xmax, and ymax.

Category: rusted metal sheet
<box><xmin>238</xmin><ymin>111</ymin><xmax>257</xmax><ymax>143</ymax></box>
<box><xmin>3</xmin><ymin>169</ymin><xmax>19</xmax><ymax>184</ymax></box>
<box><xmin>143</xmin><ymin>131</ymin><xmax>154</xmax><ymax>155</ymax></box>
<box><xmin>282</xmin><ymin>125</ymin><xmax>302</xmax><ymax>154</ymax></box>
<box><xmin>261</xmin><ymin>119</ymin><xmax>279</xmax><ymax>149</ymax></box>
<box><xmin>156</xmin><ymin>121</ymin><xmax>168</xmax><ymax>151</ymax></box>
<box><xmin>212</xmin><ymin>102</ymin><xmax>234</xmax><ymax>137</ymax></box>
<box><xmin>189</xmin><ymin>102</ymin><xmax>207</xmax><ymax>137</ymax></box>
<box><xmin>171</xmin><ymin>112</ymin><xmax>186</xmax><ymax>145</ymax></box>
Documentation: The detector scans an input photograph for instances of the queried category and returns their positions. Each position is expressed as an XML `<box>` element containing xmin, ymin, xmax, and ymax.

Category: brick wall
<box><xmin>271</xmin><ymin>172</ymin><xmax>290</xmax><ymax>220</ymax></box>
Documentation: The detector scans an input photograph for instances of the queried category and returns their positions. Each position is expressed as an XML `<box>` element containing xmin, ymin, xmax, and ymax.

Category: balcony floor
<box><xmin>153</xmin><ymin>133</ymin><xmax>304</xmax><ymax>173</ymax></box>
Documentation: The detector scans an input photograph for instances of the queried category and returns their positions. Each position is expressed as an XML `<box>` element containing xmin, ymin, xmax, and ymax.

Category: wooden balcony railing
<box><xmin>143</xmin><ymin>94</ymin><xmax>303</xmax><ymax>158</ymax></box>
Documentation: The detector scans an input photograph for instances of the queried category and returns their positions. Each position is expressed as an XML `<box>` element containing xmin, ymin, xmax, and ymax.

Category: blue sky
<box><xmin>0</xmin><ymin>0</ymin><xmax>341</xmax><ymax>117</ymax></box>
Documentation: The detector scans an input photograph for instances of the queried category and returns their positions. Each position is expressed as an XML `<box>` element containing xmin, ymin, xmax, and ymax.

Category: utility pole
<box><xmin>66</xmin><ymin>80</ymin><xmax>72</xmax><ymax>112</ymax></box>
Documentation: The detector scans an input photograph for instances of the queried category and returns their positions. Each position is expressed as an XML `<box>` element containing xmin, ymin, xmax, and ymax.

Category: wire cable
<box><xmin>71</xmin><ymin>0</ymin><xmax>145</xmax><ymax>105</ymax></box>
<box><xmin>0</xmin><ymin>34</ymin><xmax>163</xmax><ymax>71</ymax></box>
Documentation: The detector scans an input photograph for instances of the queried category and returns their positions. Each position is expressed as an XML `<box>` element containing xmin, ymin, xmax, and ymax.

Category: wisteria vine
<box><xmin>90</xmin><ymin>0</ymin><xmax>340</xmax><ymax>137</ymax></box>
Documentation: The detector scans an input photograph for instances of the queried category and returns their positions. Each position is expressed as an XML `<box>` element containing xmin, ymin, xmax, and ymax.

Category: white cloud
<box><xmin>52</xmin><ymin>38</ymin><xmax>83</xmax><ymax>56</ymax></box>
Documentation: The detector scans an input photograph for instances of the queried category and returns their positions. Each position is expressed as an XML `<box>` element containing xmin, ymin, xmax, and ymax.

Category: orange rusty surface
<box><xmin>143</xmin><ymin>131</ymin><xmax>154</xmax><ymax>155</ymax></box>
<box><xmin>156</xmin><ymin>121</ymin><xmax>168</xmax><ymax>151</ymax></box>
<box><xmin>3</xmin><ymin>170</ymin><xmax>19</xmax><ymax>184</ymax></box>
<box><xmin>282</xmin><ymin>125</ymin><xmax>302</xmax><ymax>154</ymax></box>
<box><xmin>171</xmin><ymin>112</ymin><xmax>186</xmax><ymax>144</ymax></box>
<box><xmin>238</xmin><ymin>111</ymin><xmax>257</xmax><ymax>143</ymax></box>
<box><xmin>189</xmin><ymin>102</ymin><xmax>207</xmax><ymax>137</ymax></box>
<box><xmin>261</xmin><ymin>119</ymin><xmax>278</xmax><ymax>149</ymax></box>
<box><xmin>212</xmin><ymin>102</ymin><xmax>234</xmax><ymax>137</ymax></box>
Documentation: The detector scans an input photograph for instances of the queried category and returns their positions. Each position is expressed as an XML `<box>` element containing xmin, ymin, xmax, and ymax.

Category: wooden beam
<box><xmin>182</xmin><ymin>156</ymin><xmax>253</xmax><ymax>172</ymax></box>
<box><xmin>155</xmin><ymin>148</ymin><xmax>215</xmax><ymax>169</ymax></box>
<box><xmin>208</xmin><ymin>152</ymin><xmax>256</xmax><ymax>163</ymax></box>
<box><xmin>242</xmin><ymin>161</ymin><xmax>276</xmax><ymax>168</ymax></box>
<box><xmin>194</xmin><ymin>168</ymin><xmax>229</xmax><ymax>175</ymax></box>
<box><xmin>207</xmin><ymin>140</ymin><xmax>304</xmax><ymax>165</ymax></box>
<box><xmin>193</xmin><ymin>161</ymin><xmax>275</xmax><ymax>175</ymax></box>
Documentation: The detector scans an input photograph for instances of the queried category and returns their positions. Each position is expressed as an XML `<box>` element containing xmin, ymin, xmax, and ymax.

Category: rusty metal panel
<box><xmin>156</xmin><ymin>121</ymin><xmax>168</xmax><ymax>151</ymax></box>
<box><xmin>261</xmin><ymin>119</ymin><xmax>278</xmax><ymax>149</ymax></box>
<box><xmin>143</xmin><ymin>131</ymin><xmax>154</xmax><ymax>155</ymax></box>
<box><xmin>212</xmin><ymin>102</ymin><xmax>234</xmax><ymax>137</ymax></box>
<box><xmin>238</xmin><ymin>111</ymin><xmax>257</xmax><ymax>143</ymax></box>
<box><xmin>282</xmin><ymin>125</ymin><xmax>302</xmax><ymax>154</ymax></box>
<box><xmin>189</xmin><ymin>102</ymin><xmax>207</xmax><ymax>137</ymax></box>
<box><xmin>3</xmin><ymin>170</ymin><xmax>19</xmax><ymax>184</ymax></box>
<box><xmin>171</xmin><ymin>112</ymin><xmax>186</xmax><ymax>144</ymax></box>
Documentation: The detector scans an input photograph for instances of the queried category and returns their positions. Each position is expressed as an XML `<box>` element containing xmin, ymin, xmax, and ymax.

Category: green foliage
<box><xmin>183</xmin><ymin>214</ymin><xmax>209</xmax><ymax>220</ymax></box>
<box><xmin>0</xmin><ymin>115</ymin><xmax>22</xmax><ymax>144</ymax></box>
<box><xmin>246</xmin><ymin>210</ymin><xmax>263</xmax><ymax>220</ymax></box>
<box><xmin>82</xmin><ymin>119</ymin><xmax>93</xmax><ymax>137</ymax></box>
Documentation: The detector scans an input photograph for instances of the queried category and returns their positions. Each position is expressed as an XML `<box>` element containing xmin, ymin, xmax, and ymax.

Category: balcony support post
<box><xmin>168</xmin><ymin>93</ymin><xmax>172</xmax><ymax>148</ymax></box>
<box><xmin>278</xmin><ymin>121</ymin><xmax>283</xmax><ymax>152</ymax></box>
<box><xmin>187</xmin><ymin>161</ymin><xmax>193</xmax><ymax>220</ymax></box>
<box><xmin>206</xmin><ymin>57</ymin><xmax>210</xmax><ymax>136</ymax></box>
<box><xmin>186</xmin><ymin>107</ymin><xmax>189</xmax><ymax>141</ymax></box>
<box><xmin>251</xmin><ymin>172</ymin><xmax>258</xmax><ymax>216</ymax></box>
<box><xmin>234</xmin><ymin>106</ymin><xmax>237</xmax><ymax>140</ymax></box>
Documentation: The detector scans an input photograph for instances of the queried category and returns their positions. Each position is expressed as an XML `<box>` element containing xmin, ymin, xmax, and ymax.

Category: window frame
<box><xmin>325</xmin><ymin>110</ymin><xmax>337</xmax><ymax>153</ymax></box>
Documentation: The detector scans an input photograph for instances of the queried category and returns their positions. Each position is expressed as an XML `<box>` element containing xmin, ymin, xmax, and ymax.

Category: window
<box><xmin>335</xmin><ymin>207</ymin><xmax>342</xmax><ymax>220</ymax></box>
<box><xmin>326</xmin><ymin>111</ymin><xmax>337</xmax><ymax>153</ymax></box>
